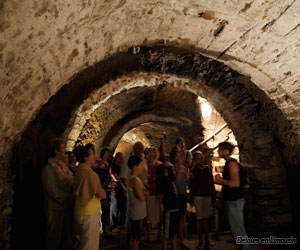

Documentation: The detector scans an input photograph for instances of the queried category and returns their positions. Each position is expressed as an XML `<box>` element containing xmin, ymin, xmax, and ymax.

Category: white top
<box><xmin>120</xmin><ymin>154</ymin><xmax>148</xmax><ymax>186</ymax></box>
<box><xmin>127</xmin><ymin>176</ymin><xmax>147</xmax><ymax>220</ymax></box>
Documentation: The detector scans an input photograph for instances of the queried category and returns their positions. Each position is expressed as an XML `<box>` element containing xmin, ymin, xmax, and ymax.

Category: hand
<box><xmin>144</xmin><ymin>183</ymin><xmax>150</xmax><ymax>190</ymax></box>
<box><xmin>190</xmin><ymin>202</ymin><xmax>194</xmax><ymax>208</ymax></box>
<box><xmin>143</xmin><ymin>188</ymin><xmax>149</xmax><ymax>197</ymax></box>
<box><xmin>215</xmin><ymin>174</ymin><xmax>223</xmax><ymax>184</ymax></box>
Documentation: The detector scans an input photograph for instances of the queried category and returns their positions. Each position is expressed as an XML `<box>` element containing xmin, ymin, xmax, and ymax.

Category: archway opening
<box><xmin>10</xmin><ymin>45</ymin><xmax>295</xmax><ymax>250</ymax></box>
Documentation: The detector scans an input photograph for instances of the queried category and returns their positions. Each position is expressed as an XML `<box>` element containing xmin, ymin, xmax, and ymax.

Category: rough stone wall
<box><xmin>136</xmin><ymin>47</ymin><xmax>293</xmax><ymax>235</ymax></box>
<box><xmin>0</xmin><ymin>1</ymin><xmax>299</xmax><ymax>249</ymax></box>
<box><xmin>0</xmin><ymin>154</ymin><xmax>13</xmax><ymax>250</ymax></box>
<box><xmin>3</xmin><ymin>44</ymin><xmax>298</xmax><ymax>249</ymax></box>
<box><xmin>75</xmin><ymin>85</ymin><xmax>203</xmax><ymax>154</ymax></box>
<box><xmin>1</xmin><ymin>0</ymin><xmax>300</xmax><ymax>158</ymax></box>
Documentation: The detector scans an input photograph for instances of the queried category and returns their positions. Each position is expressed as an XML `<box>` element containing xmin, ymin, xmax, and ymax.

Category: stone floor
<box><xmin>99</xmin><ymin>227</ymin><xmax>263</xmax><ymax>250</ymax></box>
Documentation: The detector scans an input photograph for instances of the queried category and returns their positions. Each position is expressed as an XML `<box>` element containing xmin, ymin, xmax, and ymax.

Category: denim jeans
<box><xmin>225</xmin><ymin>198</ymin><xmax>250</xmax><ymax>250</ymax></box>
<box><xmin>110</xmin><ymin>192</ymin><xmax>126</xmax><ymax>230</ymax></box>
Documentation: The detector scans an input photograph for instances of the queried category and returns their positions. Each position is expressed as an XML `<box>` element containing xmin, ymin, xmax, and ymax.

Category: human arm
<box><xmin>185</xmin><ymin>157</ymin><xmax>192</xmax><ymax>169</ymax></box>
<box><xmin>183</xmin><ymin>151</ymin><xmax>193</xmax><ymax>169</ymax></box>
<box><xmin>188</xmin><ymin>179</ymin><xmax>195</xmax><ymax>207</ymax></box>
<box><xmin>95</xmin><ymin>175</ymin><xmax>107</xmax><ymax>199</ymax></box>
<box><xmin>240</xmin><ymin>162</ymin><xmax>259</xmax><ymax>168</ymax></box>
<box><xmin>132</xmin><ymin>178</ymin><xmax>147</xmax><ymax>201</ymax></box>
<box><xmin>143</xmin><ymin>185</ymin><xmax>149</xmax><ymax>197</ymax></box>
<box><xmin>111</xmin><ymin>174</ymin><xmax>118</xmax><ymax>182</ymax></box>
<box><xmin>110</xmin><ymin>166</ymin><xmax>120</xmax><ymax>182</ymax></box>
<box><xmin>57</xmin><ymin>164</ymin><xmax>74</xmax><ymax>186</ymax></box>
<box><xmin>215</xmin><ymin>161</ymin><xmax>240</xmax><ymax>187</ymax></box>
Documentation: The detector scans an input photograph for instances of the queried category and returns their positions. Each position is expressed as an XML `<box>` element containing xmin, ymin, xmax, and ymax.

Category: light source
<box><xmin>201</xmin><ymin>101</ymin><xmax>212</xmax><ymax>119</ymax></box>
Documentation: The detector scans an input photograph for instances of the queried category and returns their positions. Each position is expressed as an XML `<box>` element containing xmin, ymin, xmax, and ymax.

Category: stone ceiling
<box><xmin>1</xmin><ymin>0</ymin><xmax>300</xmax><ymax>158</ymax></box>
<box><xmin>74</xmin><ymin>84</ymin><xmax>203</xmax><ymax>155</ymax></box>
<box><xmin>1</xmin><ymin>1</ymin><xmax>300</xmax><ymax>248</ymax></box>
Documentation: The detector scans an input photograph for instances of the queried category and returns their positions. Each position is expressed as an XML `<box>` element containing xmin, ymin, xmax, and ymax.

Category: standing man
<box><xmin>41</xmin><ymin>138</ymin><xmax>74</xmax><ymax>250</ymax></box>
<box><xmin>175</xmin><ymin>137</ymin><xmax>193</xmax><ymax>169</ymax></box>
<box><xmin>120</xmin><ymin>142</ymin><xmax>148</xmax><ymax>189</ymax></box>
<box><xmin>215</xmin><ymin>142</ymin><xmax>249</xmax><ymax>250</ymax></box>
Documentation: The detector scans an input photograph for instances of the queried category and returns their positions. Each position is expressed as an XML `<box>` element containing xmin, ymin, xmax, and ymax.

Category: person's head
<box><xmin>145</xmin><ymin>148</ymin><xmax>158</xmax><ymax>165</ymax></box>
<box><xmin>73</xmin><ymin>146</ymin><xmax>87</xmax><ymax>163</ymax></box>
<box><xmin>67</xmin><ymin>151</ymin><xmax>76</xmax><ymax>165</ymax></box>
<box><xmin>193</xmin><ymin>151</ymin><xmax>204</xmax><ymax>166</ymax></box>
<box><xmin>74</xmin><ymin>145</ymin><xmax>95</xmax><ymax>166</ymax></box>
<box><xmin>100</xmin><ymin>148</ymin><xmax>111</xmax><ymax>160</ymax></box>
<box><xmin>49</xmin><ymin>138</ymin><xmax>65</xmax><ymax>158</ymax></box>
<box><xmin>169</xmin><ymin>148</ymin><xmax>181</xmax><ymax>165</ymax></box>
<box><xmin>218</xmin><ymin>142</ymin><xmax>235</xmax><ymax>158</ymax></box>
<box><xmin>85</xmin><ymin>143</ymin><xmax>95</xmax><ymax>155</ymax></box>
<box><xmin>114</xmin><ymin>152</ymin><xmax>124</xmax><ymax>166</ymax></box>
<box><xmin>133</xmin><ymin>142</ymin><xmax>144</xmax><ymax>157</ymax></box>
<box><xmin>156</xmin><ymin>162</ymin><xmax>174</xmax><ymax>179</ymax></box>
<box><xmin>144</xmin><ymin>148</ymin><xmax>150</xmax><ymax>156</ymax></box>
<box><xmin>127</xmin><ymin>155</ymin><xmax>143</xmax><ymax>174</ymax></box>
<box><xmin>175</xmin><ymin>137</ymin><xmax>185</xmax><ymax>151</ymax></box>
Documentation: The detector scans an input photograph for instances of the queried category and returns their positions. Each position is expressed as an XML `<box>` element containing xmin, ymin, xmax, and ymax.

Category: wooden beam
<box><xmin>189</xmin><ymin>123</ymin><xmax>228</xmax><ymax>151</ymax></box>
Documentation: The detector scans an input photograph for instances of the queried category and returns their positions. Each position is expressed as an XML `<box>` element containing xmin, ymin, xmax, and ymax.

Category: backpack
<box><xmin>228</xmin><ymin>158</ymin><xmax>250</xmax><ymax>192</ymax></box>
<box><xmin>238</xmin><ymin>162</ymin><xmax>250</xmax><ymax>192</ymax></box>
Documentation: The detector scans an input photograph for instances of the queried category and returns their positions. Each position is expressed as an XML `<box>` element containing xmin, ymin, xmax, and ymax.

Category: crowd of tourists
<box><xmin>41</xmin><ymin>137</ymin><xmax>249</xmax><ymax>250</ymax></box>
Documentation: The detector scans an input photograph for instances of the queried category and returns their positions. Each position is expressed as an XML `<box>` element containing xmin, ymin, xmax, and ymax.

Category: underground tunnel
<box><xmin>7</xmin><ymin>45</ymin><xmax>298</xmax><ymax>249</ymax></box>
<box><xmin>1</xmin><ymin>1</ymin><xmax>300</xmax><ymax>249</ymax></box>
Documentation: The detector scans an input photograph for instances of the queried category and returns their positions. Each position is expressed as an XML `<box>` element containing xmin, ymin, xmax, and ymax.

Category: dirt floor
<box><xmin>99</xmin><ymin>227</ymin><xmax>263</xmax><ymax>250</ymax></box>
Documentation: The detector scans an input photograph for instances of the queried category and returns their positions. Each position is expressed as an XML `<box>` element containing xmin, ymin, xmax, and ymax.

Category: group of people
<box><xmin>41</xmin><ymin>137</ymin><xmax>249</xmax><ymax>250</ymax></box>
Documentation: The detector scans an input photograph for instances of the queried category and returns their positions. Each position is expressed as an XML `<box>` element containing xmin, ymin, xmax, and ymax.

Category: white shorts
<box><xmin>194</xmin><ymin>196</ymin><xmax>212</xmax><ymax>219</ymax></box>
<box><xmin>146</xmin><ymin>195</ymin><xmax>162</xmax><ymax>225</ymax></box>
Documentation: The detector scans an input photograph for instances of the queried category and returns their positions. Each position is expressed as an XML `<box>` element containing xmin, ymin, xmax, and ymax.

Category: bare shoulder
<box><xmin>132</xmin><ymin>177</ymin><xmax>140</xmax><ymax>186</ymax></box>
<box><xmin>128</xmin><ymin>176</ymin><xmax>138</xmax><ymax>189</ymax></box>
<box><xmin>228</xmin><ymin>159</ymin><xmax>239</xmax><ymax>171</ymax></box>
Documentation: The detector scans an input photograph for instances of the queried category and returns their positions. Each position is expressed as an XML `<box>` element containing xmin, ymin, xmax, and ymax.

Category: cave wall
<box><xmin>2</xmin><ymin>1</ymin><xmax>300</xmax><ymax>158</ymax></box>
<box><xmin>1</xmin><ymin>1</ymin><xmax>300</xmax><ymax>249</ymax></box>
<box><xmin>75</xmin><ymin>85</ymin><xmax>203</xmax><ymax>155</ymax></box>
<box><xmin>3</xmin><ymin>45</ymin><xmax>297</xmax><ymax>249</ymax></box>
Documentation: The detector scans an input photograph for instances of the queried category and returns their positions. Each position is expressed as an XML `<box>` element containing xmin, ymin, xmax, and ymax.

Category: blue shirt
<box><xmin>176</xmin><ymin>166</ymin><xmax>186</xmax><ymax>195</ymax></box>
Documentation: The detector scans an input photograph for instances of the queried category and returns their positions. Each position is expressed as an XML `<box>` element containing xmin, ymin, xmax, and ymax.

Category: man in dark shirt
<box><xmin>215</xmin><ymin>142</ymin><xmax>249</xmax><ymax>250</ymax></box>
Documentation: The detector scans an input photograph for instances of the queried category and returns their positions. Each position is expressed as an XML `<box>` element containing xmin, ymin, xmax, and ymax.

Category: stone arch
<box><xmin>9</xmin><ymin>45</ymin><xmax>294</xmax><ymax>249</ymax></box>
<box><xmin>71</xmin><ymin>81</ymin><xmax>204</xmax><ymax>154</ymax></box>
<box><xmin>102</xmin><ymin>111</ymin><xmax>197</xmax><ymax>152</ymax></box>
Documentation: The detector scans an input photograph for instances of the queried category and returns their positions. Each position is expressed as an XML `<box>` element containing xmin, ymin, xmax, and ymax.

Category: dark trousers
<box><xmin>110</xmin><ymin>192</ymin><xmax>126</xmax><ymax>230</ymax></box>
<box><xmin>45</xmin><ymin>209</ymin><xmax>73</xmax><ymax>250</ymax></box>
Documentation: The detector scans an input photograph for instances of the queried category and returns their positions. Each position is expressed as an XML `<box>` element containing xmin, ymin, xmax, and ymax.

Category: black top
<box><xmin>94</xmin><ymin>167</ymin><xmax>108</xmax><ymax>186</ymax></box>
<box><xmin>158</xmin><ymin>168</ymin><xmax>179</xmax><ymax>211</ymax></box>
<box><xmin>222</xmin><ymin>158</ymin><xmax>244</xmax><ymax>201</ymax></box>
